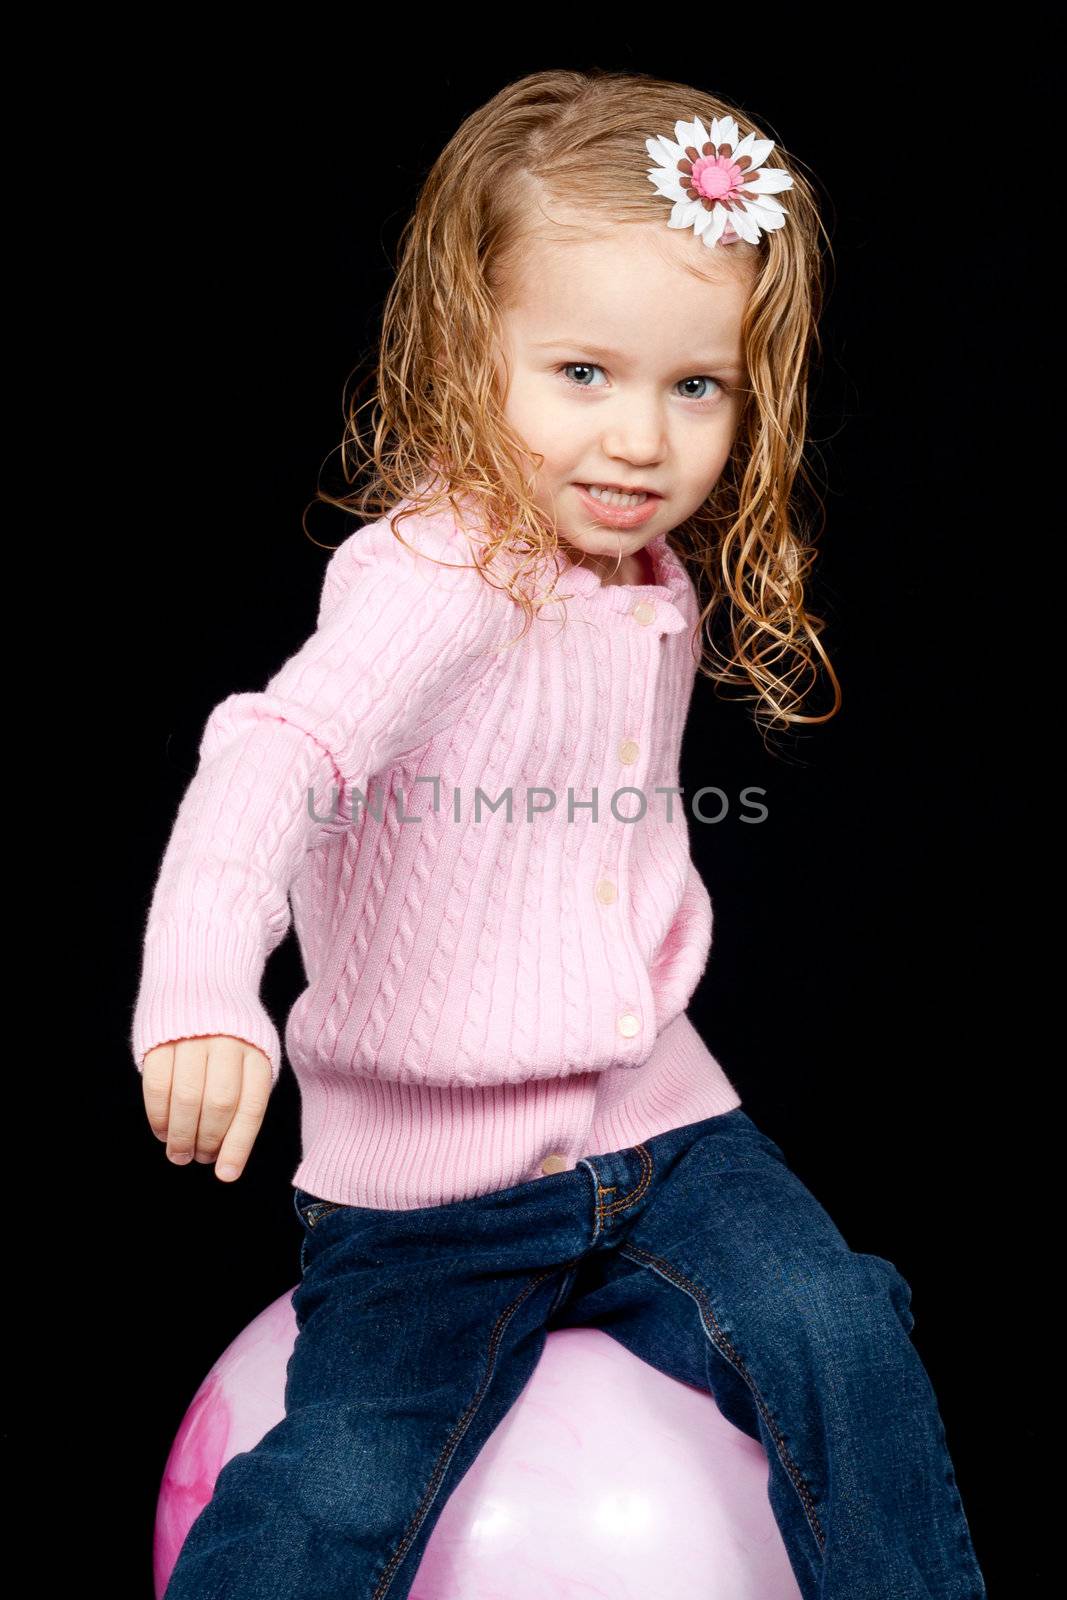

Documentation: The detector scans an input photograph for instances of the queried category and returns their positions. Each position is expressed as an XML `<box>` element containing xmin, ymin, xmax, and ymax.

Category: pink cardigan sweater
<box><xmin>130</xmin><ymin>494</ymin><xmax>742</xmax><ymax>1208</ymax></box>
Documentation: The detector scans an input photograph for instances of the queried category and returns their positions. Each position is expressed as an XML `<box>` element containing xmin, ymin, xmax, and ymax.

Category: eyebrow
<box><xmin>532</xmin><ymin>339</ymin><xmax>746</xmax><ymax>374</ymax></box>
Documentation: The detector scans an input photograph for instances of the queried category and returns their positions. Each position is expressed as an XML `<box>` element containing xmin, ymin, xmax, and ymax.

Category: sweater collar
<box><xmin>403</xmin><ymin>479</ymin><xmax>691</xmax><ymax>636</ymax></box>
<box><xmin>547</xmin><ymin>530</ymin><xmax>690</xmax><ymax>634</ymax></box>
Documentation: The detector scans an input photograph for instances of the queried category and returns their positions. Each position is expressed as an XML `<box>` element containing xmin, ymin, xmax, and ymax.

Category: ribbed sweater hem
<box><xmin>290</xmin><ymin>1009</ymin><xmax>742</xmax><ymax>1210</ymax></box>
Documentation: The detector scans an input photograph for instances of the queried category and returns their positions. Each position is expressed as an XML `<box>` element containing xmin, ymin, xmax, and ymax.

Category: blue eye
<box><xmin>561</xmin><ymin>362</ymin><xmax>608</xmax><ymax>389</ymax></box>
<box><xmin>676</xmin><ymin>375</ymin><xmax>722</xmax><ymax>401</ymax></box>
<box><xmin>559</xmin><ymin>363</ymin><xmax>724</xmax><ymax>403</ymax></box>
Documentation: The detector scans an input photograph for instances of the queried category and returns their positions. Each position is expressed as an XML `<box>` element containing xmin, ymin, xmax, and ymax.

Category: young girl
<box><xmin>135</xmin><ymin>70</ymin><xmax>987</xmax><ymax>1600</ymax></box>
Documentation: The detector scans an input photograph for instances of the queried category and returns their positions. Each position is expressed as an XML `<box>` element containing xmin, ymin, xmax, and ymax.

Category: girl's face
<box><xmin>495</xmin><ymin>206</ymin><xmax>755</xmax><ymax>585</ymax></box>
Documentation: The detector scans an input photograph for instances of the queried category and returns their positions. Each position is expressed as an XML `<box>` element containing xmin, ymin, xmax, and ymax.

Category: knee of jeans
<box><xmin>761</xmin><ymin>1250</ymin><xmax>916</xmax><ymax>1344</ymax></box>
<box><xmin>858</xmin><ymin>1251</ymin><xmax>915</xmax><ymax>1334</ymax></box>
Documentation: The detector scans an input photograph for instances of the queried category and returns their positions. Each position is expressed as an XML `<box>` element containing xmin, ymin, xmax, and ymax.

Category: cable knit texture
<box><xmin>131</xmin><ymin>493</ymin><xmax>742</xmax><ymax>1208</ymax></box>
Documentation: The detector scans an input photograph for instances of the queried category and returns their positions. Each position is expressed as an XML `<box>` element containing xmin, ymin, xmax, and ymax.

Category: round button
<box><xmin>617</xmin><ymin>1012</ymin><xmax>641</xmax><ymax>1037</ymax></box>
<box><xmin>632</xmin><ymin>601</ymin><xmax>656</xmax><ymax>626</ymax></box>
<box><xmin>596</xmin><ymin>878</ymin><xmax>617</xmax><ymax>904</ymax></box>
<box><xmin>541</xmin><ymin>1153</ymin><xmax>569</xmax><ymax>1175</ymax></box>
<box><xmin>618</xmin><ymin>738</ymin><xmax>640</xmax><ymax>765</ymax></box>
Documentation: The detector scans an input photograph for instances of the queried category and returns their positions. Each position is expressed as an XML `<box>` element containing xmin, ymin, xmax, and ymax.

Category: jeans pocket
<box><xmin>293</xmin><ymin>1189</ymin><xmax>347</xmax><ymax>1282</ymax></box>
<box><xmin>293</xmin><ymin>1191</ymin><xmax>345</xmax><ymax>1281</ymax></box>
<box><xmin>293</xmin><ymin>1187</ymin><xmax>346</xmax><ymax>1229</ymax></box>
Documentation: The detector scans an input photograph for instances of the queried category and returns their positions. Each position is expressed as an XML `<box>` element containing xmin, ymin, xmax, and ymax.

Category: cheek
<box><xmin>677</xmin><ymin>441</ymin><xmax>732</xmax><ymax>503</ymax></box>
<box><xmin>503</xmin><ymin>380</ymin><xmax>575</xmax><ymax>468</ymax></box>
<box><xmin>684</xmin><ymin>411</ymin><xmax>739</xmax><ymax>481</ymax></box>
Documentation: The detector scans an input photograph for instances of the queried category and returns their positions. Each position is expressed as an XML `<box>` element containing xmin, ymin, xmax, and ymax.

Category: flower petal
<box><xmin>729</xmin><ymin>206</ymin><xmax>764</xmax><ymax>244</ymax></box>
<box><xmin>734</xmin><ymin>134</ymin><xmax>775</xmax><ymax>169</ymax></box>
<box><xmin>675</xmin><ymin>115</ymin><xmax>709</xmax><ymax>150</ymax></box>
<box><xmin>747</xmin><ymin>166</ymin><xmax>794</xmax><ymax>195</ymax></box>
<box><xmin>711</xmin><ymin>115</ymin><xmax>740</xmax><ymax>149</ymax></box>
<box><xmin>669</xmin><ymin>197</ymin><xmax>702</xmax><ymax>228</ymax></box>
<box><xmin>740</xmin><ymin>193</ymin><xmax>788</xmax><ymax>219</ymax></box>
<box><xmin>750</xmin><ymin>203</ymin><xmax>789</xmax><ymax>232</ymax></box>
<box><xmin>739</xmin><ymin>196</ymin><xmax>783</xmax><ymax>228</ymax></box>
<box><xmin>699</xmin><ymin>205</ymin><xmax>730</xmax><ymax>246</ymax></box>
<box><xmin>646</xmin><ymin>133</ymin><xmax>683</xmax><ymax>168</ymax></box>
<box><xmin>648</xmin><ymin>168</ymin><xmax>685</xmax><ymax>201</ymax></box>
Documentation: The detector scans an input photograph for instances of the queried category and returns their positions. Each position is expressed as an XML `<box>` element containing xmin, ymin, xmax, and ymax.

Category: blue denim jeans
<box><xmin>164</xmin><ymin>1107</ymin><xmax>986</xmax><ymax>1599</ymax></box>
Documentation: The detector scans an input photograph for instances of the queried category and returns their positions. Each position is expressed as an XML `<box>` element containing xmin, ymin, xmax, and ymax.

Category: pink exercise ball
<box><xmin>155</xmin><ymin>1289</ymin><xmax>801</xmax><ymax>1599</ymax></box>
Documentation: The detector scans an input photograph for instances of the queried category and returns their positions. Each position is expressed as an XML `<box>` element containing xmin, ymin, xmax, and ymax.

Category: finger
<box><xmin>193</xmin><ymin>1039</ymin><xmax>245</xmax><ymax>1164</ymax></box>
<box><xmin>166</xmin><ymin>1039</ymin><xmax>209</xmax><ymax>1165</ymax></box>
<box><xmin>142</xmin><ymin>1043</ymin><xmax>176</xmax><ymax>1141</ymax></box>
<box><xmin>214</xmin><ymin>1051</ymin><xmax>273</xmax><ymax>1182</ymax></box>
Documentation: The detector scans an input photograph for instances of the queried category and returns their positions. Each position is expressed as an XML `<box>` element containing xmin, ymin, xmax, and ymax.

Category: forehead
<box><xmin>502</xmin><ymin>211</ymin><xmax>754</xmax><ymax>344</ymax></box>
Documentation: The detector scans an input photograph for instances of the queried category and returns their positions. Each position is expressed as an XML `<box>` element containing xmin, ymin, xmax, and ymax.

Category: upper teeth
<box><xmin>586</xmin><ymin>484</ymin><xmax>649</xmax><ymax>507</ymax></box>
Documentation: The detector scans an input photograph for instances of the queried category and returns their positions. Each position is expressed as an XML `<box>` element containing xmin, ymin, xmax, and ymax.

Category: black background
<box><xmin>48</xmin><ymin>31</ymin><xmax>1042</xmax><ymax>1598</ymax></box>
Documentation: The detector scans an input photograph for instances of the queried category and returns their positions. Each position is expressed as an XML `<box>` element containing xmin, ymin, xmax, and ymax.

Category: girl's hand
<box><xmin>141</xmin><ymin>1036</ymin><xmax>273</xmax><ymax>1182</ymax></box>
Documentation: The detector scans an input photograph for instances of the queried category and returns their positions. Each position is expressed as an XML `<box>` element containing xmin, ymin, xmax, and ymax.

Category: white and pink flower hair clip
<box><xmin>645</xmin><ymin>114</ymin><xmax>794</xmax><ymax>249</ymax></box>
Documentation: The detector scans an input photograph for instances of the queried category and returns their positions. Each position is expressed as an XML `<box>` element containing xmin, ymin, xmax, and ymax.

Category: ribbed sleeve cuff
<box><xmin>130</xmin><ymin>916</ymin><xmax>283</xmax><ymax>1084</ymax></box>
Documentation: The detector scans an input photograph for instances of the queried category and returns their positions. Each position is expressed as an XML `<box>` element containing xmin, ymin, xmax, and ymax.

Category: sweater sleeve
<box><xmin>130</xmin><ymin>520</ymin><xmax>503</xmax><ymax>1084</ymax></box>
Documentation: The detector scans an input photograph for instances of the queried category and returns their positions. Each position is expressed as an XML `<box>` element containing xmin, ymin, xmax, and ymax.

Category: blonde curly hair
<box><xmin>311</xmin><ymin>67</ymin><xmax>841</xmax><ymax>742</ymax></box>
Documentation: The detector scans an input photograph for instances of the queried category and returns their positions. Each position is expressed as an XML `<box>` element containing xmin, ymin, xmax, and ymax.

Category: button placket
<box><xmin>606</xmin><ymin>624</ymin><xmax>664</xmax><ymax>1057</ymax></box>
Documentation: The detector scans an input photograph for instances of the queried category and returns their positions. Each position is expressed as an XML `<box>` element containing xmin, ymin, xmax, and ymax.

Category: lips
<box><xmin>573</xmin><ymin>482</ymin><xmax>662</xmax><ymax>530</ymax></box>
<box><xmin>580</xmin><ymin>482</ymin><xmax>660</xmax><ymax>497</ymax></box>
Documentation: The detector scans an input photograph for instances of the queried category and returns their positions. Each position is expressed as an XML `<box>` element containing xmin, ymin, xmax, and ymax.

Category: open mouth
<box><xmin>578</xmin><ymin>483</ymin><xmax>658</xmax><ymax>507</ymax></box>
<box><xmin>574</xmin><ymin>483</ymin><xmax>662</xmax><ymax>528</ymax></box>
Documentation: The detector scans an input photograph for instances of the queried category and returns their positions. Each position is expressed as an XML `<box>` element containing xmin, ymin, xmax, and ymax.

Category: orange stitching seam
<box><xmin>597</xmin><ymin>1144</ymin><xmax>655</xmax><ymax>1220</ymax></box>
<box><xmin>371</xmin><ymin>1265</ymin><xmax>561</xmax><ymax>1598</ymax></box>
<box><xmin>620</xmin><ymin>1240</ymin><xmax>827</xmax><ymax>1553</ymax></box>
